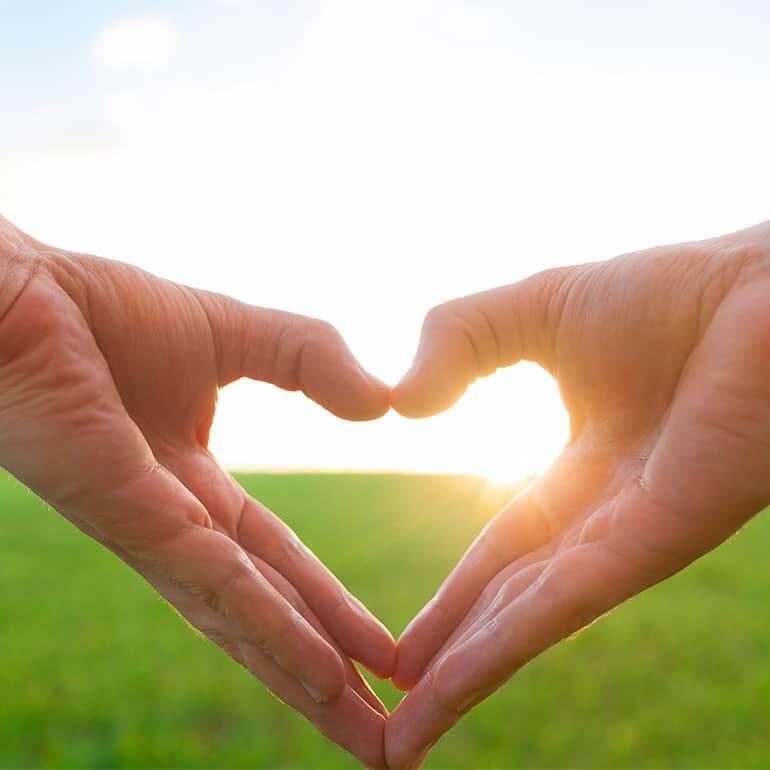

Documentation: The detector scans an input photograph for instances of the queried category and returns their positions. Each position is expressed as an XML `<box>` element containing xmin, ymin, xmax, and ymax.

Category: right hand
<box><xmin>0</xmin><ymin>216</ymin><xmax>395</xmax><ymax>769</ymax></box>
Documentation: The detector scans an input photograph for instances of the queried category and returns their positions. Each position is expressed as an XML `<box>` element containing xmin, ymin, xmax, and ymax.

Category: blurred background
<box><xmin>3</xmin><ymin>0</ymin><xmax>770</xmax><ymax>480</ymax></box>
<box><xmin>3</xmin><ymin>473</ymin><xmax>770</xmax><ymax>768</ymax></box>
<box><xmin>1</xmin><ymin>1</ymin><xmax>770</xmax><ymax>768</ymax></box>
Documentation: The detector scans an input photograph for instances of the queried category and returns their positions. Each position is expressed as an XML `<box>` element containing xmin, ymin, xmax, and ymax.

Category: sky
<box><xmin>2</xmin><ymin>1</ymin><xmax>770</xmax><ymax>481</ymax></box>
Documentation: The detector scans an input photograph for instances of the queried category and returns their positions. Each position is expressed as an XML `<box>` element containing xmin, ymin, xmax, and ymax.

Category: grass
<box><xmin>1</xmin><ymin>471</ymin><xmax>769</xmax><ymax>769</ymax></box>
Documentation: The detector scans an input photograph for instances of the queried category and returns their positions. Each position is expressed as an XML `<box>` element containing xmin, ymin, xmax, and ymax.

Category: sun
<box><xmin>446</xmin><ymin>363</ymin><xmax>570</xmax><ymax>486</ymax></box>
<box><xmin>210</xmin><ymin>364</ymin><xmax>569</xmax><ymax>480</ymax></box>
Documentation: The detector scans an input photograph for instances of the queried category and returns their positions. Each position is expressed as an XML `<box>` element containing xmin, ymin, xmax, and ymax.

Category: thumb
<box><xmin>193</xmin><ymin>291</ymin><xmax>390</xmax><ymax>421</ymax></box>
<box><xmin>392</xmin><ymin>267</ymin><xmax>573</xmax><ymax>418</ymax></box>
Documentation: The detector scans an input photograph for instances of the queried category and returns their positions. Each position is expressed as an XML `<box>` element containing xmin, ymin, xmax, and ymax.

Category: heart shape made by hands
<box><xmin>6</xmin><ymin>219</ymin><xmax>770</xmax><ymax>770</ymax></box>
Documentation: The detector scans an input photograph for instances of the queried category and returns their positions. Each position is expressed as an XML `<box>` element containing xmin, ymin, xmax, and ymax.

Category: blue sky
<box><xmin>2</xmin><ymin>1</ymin><xmax>769</xmax><ymax>476</ymax></box>
<box><xmin>4</xmin><ymin>0</ymin><xmax>769</xmax><ymax>109</ymax></box>
<box><xmin>1</xmin><ymin>1</ymin><xmax>306</xmax><ymax>122</ymax></box>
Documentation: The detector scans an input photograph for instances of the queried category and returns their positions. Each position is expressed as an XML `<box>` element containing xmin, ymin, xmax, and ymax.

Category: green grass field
<box><xmin>2</xmin><ymin>471</ymin><xmax>769</xmax><ymax>769</ymax></box>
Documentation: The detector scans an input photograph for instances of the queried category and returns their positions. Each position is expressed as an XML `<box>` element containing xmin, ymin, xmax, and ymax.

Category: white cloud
<box><xmin>92</xmin><ymin>17</ymin><xmax>178</xmax><ymax>74</ymax></box>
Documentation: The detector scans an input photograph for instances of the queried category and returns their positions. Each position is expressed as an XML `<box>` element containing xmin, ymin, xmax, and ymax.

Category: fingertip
<box><xmin>391</xmin><ymin>670</ymin><xmax>419</xmax><ymax>692</ymax></box>
<box><xmin>315</xmin><ymin>364</ymin><xmax>392</xmax><ymax>422</ymax></box>
<box><xmin>353</xmin><ymin>373</ymin><xmax>392</xmax><ymax>422</ymax></box>
<box><xmin>391</xmin><ymin>601</ymin><xmax>449</xmax><ymax>690</ymax></box>
<box><xmin>351</xmin><ymin>624</ymin><xmax>397</xmax><ymax>680</ymax></box>
<box><xmin>338</xmin><ymin>689</ymin><xmax>389</xmax><ymax>770</ymax></box>
<box><xmin>362</xmin><ymin>368</ymin><xmax>390</xmax><ymax>394</ymax></box>
<box><xmin>392</xmin><ymin>680</ymin><xmax>413</xmax><ymax>694</ymax></box>
<box><xmin>391</xmin><ymin>638</ymin><xmax>419</xmax><ymax>691</ymax></box>
<box><xmin>303</xmin><ymin>641</ymin><xmax>348</xmax><ymax>704</ymax></box>
<box><xmin>391</xmin><ymin>649</ymin><xmax>425</xmax><ymax>692</ymax></box>
<box><xmin>358</xmin><ymin>722</ymin><xmax>389</xmax><ymax>770</ymax></box>
<box><xmin>385</xmin><ymin>675</ymin><xmax>456</xmax><ymax>770</ymax></box>
<box><xmin>390</xmin><ymin>383</ymin><xmax>429</xmax><ymax>420</ymax></box>
<box><xmin>312</xmin><ymin>686</ymin><xmax>389</xmax><ymax>769</ymax></box>
<box><xmin>363</xmin><ymin>624</ymin><xmax>398</xmax><ymax>680</ymax></box>
<box><xmin>391</xmin><ymin>365</ymin><xmax>467</xmax><ymax>419</ymax></box>
<box><xmin>277</xmin><ymin>318</ymin><xmax>390</xmax><ymax>421</ymax></box>
<box><xmin>334</xmin><ymin>596</ymin><xmax>397</xmax><ymax>678</ymax></box>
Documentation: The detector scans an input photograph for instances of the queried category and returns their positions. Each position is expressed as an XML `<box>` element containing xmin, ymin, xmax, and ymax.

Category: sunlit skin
<box><xmin>5</xmin><ymin>209</ymin><xmax>770</xmax><ymax>770</ymax></box>
<box><xmin>0</xmin><ymin>215</ymin><xmax>395</xmax><ymax>770</ymax></box>
<box><xmin>386</xmin><ymin>221</ymin><xmax>770</xmax><ymax>769</ymax></box>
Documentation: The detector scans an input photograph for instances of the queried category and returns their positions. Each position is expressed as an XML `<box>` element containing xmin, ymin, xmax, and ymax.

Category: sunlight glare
<box><xmin>209</xmin><ymin>362</ymin><xmax>570</xmax><ymax>484</ymax></box>
<box><xmin>2</xmin><ymin>1</ymin><xmax>768</xmax><ymax>481</ymax></box>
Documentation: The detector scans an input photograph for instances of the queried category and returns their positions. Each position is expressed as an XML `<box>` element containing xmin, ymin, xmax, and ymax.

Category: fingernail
<box><xmin>300</xmin><ymin>680</ymin><xmax>326</xmax><ymax>704</ymax></box>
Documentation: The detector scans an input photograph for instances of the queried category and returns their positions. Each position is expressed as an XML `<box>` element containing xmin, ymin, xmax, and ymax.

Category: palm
<box><xmin>0</xmin><ymin>224</ymin><xmax>394</xmax><ymax>769</ymax></box>
<box><xmin>386</xmin><ymin>223</ymin><xmax>770</xmax><ymax>769</ymax></box>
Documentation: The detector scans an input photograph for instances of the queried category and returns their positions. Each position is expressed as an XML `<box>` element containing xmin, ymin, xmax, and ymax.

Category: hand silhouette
<box><xmin>0</xmin><ymin>216</ymin><xmax>394</xmax><ymax>769</ymax></box>
<box><xmin>386</xmin><ymin>221</ymin><xmax>770</xmax><ymax>769</ymax></box>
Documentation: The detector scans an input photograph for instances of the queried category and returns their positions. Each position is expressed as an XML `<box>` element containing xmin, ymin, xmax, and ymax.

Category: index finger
<box><xmin>394</xmin><ymin>448</ymin><xmax>610</xmax><ymax>689</ymax></box>
<box><xmin>149</xmin><ymin>525</ymin><xmax>347</xmax><ymax>702</ymax></box>
<box><xmin>393</xmin><ymin>488</ymin><xmax>550</xmax><ymax>689</ymax></box>
<box><xmin>237</xmin><ymin>493</ymin><xmax>397</xmax><ymax>679</ymax></box>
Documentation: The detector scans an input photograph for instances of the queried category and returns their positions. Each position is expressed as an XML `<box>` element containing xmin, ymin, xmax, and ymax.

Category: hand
<box><xmin>385</xmin><ymin>221</ymin><xmax>770</xmax><ymax>768</ymax></box>
<box><xmin>0</xmin><ymin>216</ymin><xmax>395</xmax><ymax>769</ymax></box>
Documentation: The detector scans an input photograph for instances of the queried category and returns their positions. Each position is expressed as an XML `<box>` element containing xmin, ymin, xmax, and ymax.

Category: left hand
<box><xmin>384</xmin><ymin>221</ymin><xmax>770</xmax><ymax>769</ymax></box>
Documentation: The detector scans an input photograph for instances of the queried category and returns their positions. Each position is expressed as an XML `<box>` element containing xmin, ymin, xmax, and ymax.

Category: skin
<box><xmin>0</xmin><ymin>215</ymin><xmax>395</xmax><ymax>770</ymax></box>
<box><xmin>386</xmin><ymin>221</ymin><xmax>770</xmax><ymax>769</ymax></box>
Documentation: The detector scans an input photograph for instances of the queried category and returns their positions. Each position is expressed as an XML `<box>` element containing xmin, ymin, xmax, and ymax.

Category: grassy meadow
<box><xmin>1</xmin><ymin>471</ymin><xmax>769</xmax><ymax>769</ymax></box>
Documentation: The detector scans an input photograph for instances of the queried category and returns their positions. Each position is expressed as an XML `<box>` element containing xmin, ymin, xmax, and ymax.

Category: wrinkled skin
<box><xmin>0</xmin><ymin>216</ymin><xmax>395</xmax><ymax>769</ymax></box>
<box><xmin>386</xmin><ymin>221</ymin><xmax>770</xmax><ymax>769</ymax></box>
<box><xmin>5</xmin><ymin>212</ymin><xmax>770</xmax><ymax>770</ymax></box>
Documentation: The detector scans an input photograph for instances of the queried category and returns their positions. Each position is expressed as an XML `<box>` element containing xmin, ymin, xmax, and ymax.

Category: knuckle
<box><xmin>266</xmin><ymin>607</ymin><xmax>308</xmax><ymax>664</ymax></box>
<box><xmin>200</xmin><ymin>626</ymin><xmax>244</xmax><ymax>663</ymax></box>
<box><xmin>280</xmin><ymin>584</ymin><xmax>307</xmax><ymax>615</ymax></box>
<box><xmin>536</xmin><ymin>556</ymin><xmax>582</xmax><ymax>614</ymax></box>
<box><xmin>424</xmin><ymin>301</ymin><xmax>459</xmax><ymax>330</ymax></box>
<box><xmin>431</xmin><ymin>648</ymin><xmax>491</xmax><ymax>716</ymax></box>
<box><xmin>307</xmin><ymin>317</ymin><xmax>341</xmax><ymax>344</ymax></box>
<box><xmin>276</xmin><ymin>525</ymin><xmax>311</xmax><ymax>565</ymax></box>
<box><xmin>478</xmin><ymin>613</ymin><xmax>503</xmax><ymax>645</ymax></box>
<box><xmin>424</xmin><ymin>299</ymin><xmax>499</xmax><ymax>376</ymax></box>
<box><xmin>215</xmin><ymin>552</ymin><xmax>259</xmax><ymax>614</ymax></box>
<box><xmin>424</xmin><ymin>665</ymin><xmax>448</xmax><ymax>706</ymax></box>
<box><xmin>730</xmin><ymin>281</ymin><xmax>770</xmax><ymax>361</ymax></box>
<box><xmin>272</xmin><ymin>316</ymin><xmax>343</xmax><ymax>390</ymax></box>
<box><xmin>537</xmin><ymin>548</ymin><xmax>613</xmax><ymax>636</ymax></box>
<box><xmin>477</xmin><ymin>582</ymin><xmax>498</xmax><ymax>608</ymax></box>
<box><xmin>102</xmin><ymin>471</ymin><xmax>212</xmax><ymax>555</ymax></box>
<box><xmin>0</xmin><ymin>241</ymin><xmax>37</xmax><ymax>313</ymax></box>
<box><xmin>262</xmin><ymin>561</ymin><xmax>309</xmax><ymax>616</ymax></box>
<box><xmin>169</xmin><ymin>573</ymin><xmax>216</xmax><ymax>607</ymax></box>
<box><xmin>526</xmin><ymin>264</ymin><xmax>585</xmax><ymax>359</ymax></box>
<box><xmin>0</xmin><ymin>263</ymin><xmax>66</xmax><ymax>368</ymax></box>
<box><xmin>531</xmin><ymin>265</ymin><xmax>571</xmax><ymax>292</ymax></box>
<box><xmin>252</xmin><ymin>635</ymin><xmax>274</xmax><ymax>658</ymax></box>
<box><xmin>719</xmin><ymin>237</ymin><xmax>769</xmax><ymax>278</ymax></box>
